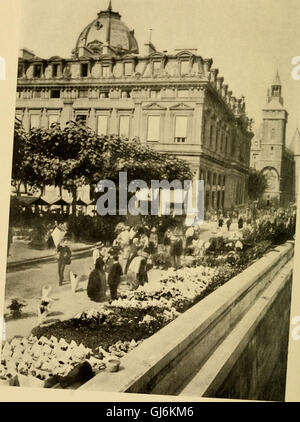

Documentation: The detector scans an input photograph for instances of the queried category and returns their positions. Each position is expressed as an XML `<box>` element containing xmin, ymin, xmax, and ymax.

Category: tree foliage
<box><xmin>247</xmin><ymin>168</ymin><xmax>268</xmax><ymax>200</ymax></box>
<box><xmin>13</xmin><ymin>120</ymin><xmax>193</xmax><ymax>212</ymax></box>
<box><xmin>12</xmin><ymin>118</ymin><xmax>29</xmax><ymax>195</ymax></box>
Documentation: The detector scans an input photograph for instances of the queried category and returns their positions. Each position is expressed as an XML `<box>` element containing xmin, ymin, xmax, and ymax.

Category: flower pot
<box><xmin>106</xmin><ymin>358</ymin><xmax>120</xmax><ymax>373</ymax></box>
<box><xmin>70</xmin><ymin>271</ymin><xmax>79</xmax><ymax>293</ymax></box>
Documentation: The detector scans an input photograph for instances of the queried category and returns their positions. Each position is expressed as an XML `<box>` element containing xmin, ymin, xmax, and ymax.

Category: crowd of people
<box><xmin>52</xmin><ymin>203</ymin><xmax>297</xmax><ymax>303</ymax></box>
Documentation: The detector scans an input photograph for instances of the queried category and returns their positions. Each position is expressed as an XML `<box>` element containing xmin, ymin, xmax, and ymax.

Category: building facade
<box><xmin>15</xmin><ymin>2</ymin><xmax>253</xmax><ymax>211</ymax></box>
<box><xmin>250</xmin><ymin>72</ymin><xmax>295</xmax><ymax>206</ymax></box>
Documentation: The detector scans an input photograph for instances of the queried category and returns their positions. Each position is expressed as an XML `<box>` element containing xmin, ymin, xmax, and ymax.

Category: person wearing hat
<box><xmin>87</xmin><ymin>257</ymin><xmax>107</xmax><ymax>302</ymax></box>
<box><xmin>56</xmin><ymin>239</ymin><xmax>71</xmax><ymax>286</ymax></box>
<box><xmin>149</xmin><ymin>227</ymin><xmax>158</xmax><ymax>253</ymax></box>
<box><xmin>92</xmin><ymin>242</ymin><xmax>104</xmax><ymax>265</ymax></box>
<box><xmin>108</xmin><ymin>255</ymin><xmax>123</xmax><ymax>301</ymax></box>
<box><xmin>169</xmin><ymin>231</ymin><xmax>183</xmax><ymax>270</ymax></box>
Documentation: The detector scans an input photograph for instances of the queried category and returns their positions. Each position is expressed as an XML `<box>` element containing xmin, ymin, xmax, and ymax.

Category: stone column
<box><xmin>132</xmin><ymin>100</ymin><xmax>142</xmax><ymax>138</ymax></box>
<box><xmin>110</xmin><ymin>108</ymin><xmax>118</xmax><ymax>135</ymax></box>
<box><xmin>23</xmin><ymin>107</ymin><xmax>30</xmax><ymax>132</ymax></box>
<box><xmin>60</xmin><ymin>100</ymin><xmax>74</xmax><ymax>128</ymax></box>
<box><xmin>41</xmin><ymin>108</ymin><xmax>48</xmax><ymax>128</ymax></box>
<box><xmin>89</xmin><ymin>107</ymin><xmax>97</xmax><ymax>132</ymax></box>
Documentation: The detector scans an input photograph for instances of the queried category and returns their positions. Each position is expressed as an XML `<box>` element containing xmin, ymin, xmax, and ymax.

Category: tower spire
<box><xmin>272</xmin><ymin>69</ymin><xmax>281</xmax><ymax>86</ymax></box>
<box><xmin>108</xmin><ymin>0</ymin><xmax>112</xmax><ymax>11</ymax></box>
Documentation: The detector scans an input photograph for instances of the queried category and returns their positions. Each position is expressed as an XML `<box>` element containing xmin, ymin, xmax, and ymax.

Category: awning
<box><xmin>16</xmin><ymin>196</ymin><xmax>49</xmax><ymax>207</ymax></box>
<box><xmin>50</xmin><ymin>197</ymin><xmax>71</xmax><ymax>206</ymax></box>
<box><xmin>76</xmin><ymin>198</ymin><xmax>88</xmax><ymax>206</ymax></box>
<box><xmin>33</xmin><ymin>197</ymin><xmax>49</xmax><ymax>206</ymax></box>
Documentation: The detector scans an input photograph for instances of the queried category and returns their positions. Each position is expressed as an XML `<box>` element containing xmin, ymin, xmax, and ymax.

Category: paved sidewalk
<box><xmin>3</xmin><ymin>265</ymin><xmax>165</xmax><ymax>342</ymax></box>
<box><xmin>7</xmin><ymin>240</ymin><xmax>94</xmax><ymax>264</ymax></box>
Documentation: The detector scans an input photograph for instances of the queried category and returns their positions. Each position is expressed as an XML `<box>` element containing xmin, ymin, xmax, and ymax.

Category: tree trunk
<box><xmin>59</xmin><ymin>186</ymin><xmax>64</xmax><ymax>214</ymax></box>
<box><xmin>72</xmin><ymin>187</ymin><xmax>77</xmax><ymax>216</ymax></box>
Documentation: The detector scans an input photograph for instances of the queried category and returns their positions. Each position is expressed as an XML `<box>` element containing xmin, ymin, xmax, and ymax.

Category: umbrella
<box><xmin>76</xmin><ymin>198</ymin><xmax>88</xmax><ymax>206</ymax></box>
<box><xmin>50</xmin><ymin>197</ymin><xmax>71</xmax><ymax>207</ymax></box>
<box><xmin>33</xmin><ymin>197</ymin><xmax>49</xmax><ymax>206</ymax></box>
<box><xmin>17</xmin><ymin>196</ymin><xmax>39</xmax><ymax>207</ymax></box>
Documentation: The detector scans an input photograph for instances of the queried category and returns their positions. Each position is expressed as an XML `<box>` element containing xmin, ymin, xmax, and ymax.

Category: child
<box><xmin>107</xmin><ymin>255</ymin><xmax>123</xmax><ymax>301</ymax></box>
<box><xmin>38</xmin><ymin>285</ymin><xmax>54</xmax><ymax>322</ymax></box>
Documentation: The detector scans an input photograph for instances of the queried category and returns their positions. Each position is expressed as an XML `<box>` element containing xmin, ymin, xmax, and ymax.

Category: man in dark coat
<box><xmin>107</xmin><ymin>256</ymin><xmax>123</xmax><ymax>300</ymax></box>
<box><xmin>57</xmin><ymin>240</ymin><xmax>71</xmax><ymax>286</ymax></box>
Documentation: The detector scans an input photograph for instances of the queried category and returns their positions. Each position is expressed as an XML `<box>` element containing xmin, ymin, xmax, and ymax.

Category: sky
<box><xmin>17</xmin><ymin>0</ymin><xmax>300</xmax><ymax>142</ymax></box>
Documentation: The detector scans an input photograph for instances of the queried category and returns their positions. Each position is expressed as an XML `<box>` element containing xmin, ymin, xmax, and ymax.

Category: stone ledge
<box><xmin>179</xmin><ymin>258</ymin><xmax>293</xmax><ymax>398</ymax></box>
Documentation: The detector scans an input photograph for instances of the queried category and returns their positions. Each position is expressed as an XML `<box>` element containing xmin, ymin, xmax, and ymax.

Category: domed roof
<box><xmin>73</xmin><ymin>2</ymin><xmax>138</xmax><ymax>57</ymax></box>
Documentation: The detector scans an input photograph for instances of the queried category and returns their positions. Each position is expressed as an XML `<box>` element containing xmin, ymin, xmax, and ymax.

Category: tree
<box><xmin>14</xmin><ymin>120</ymin><xmax>193</xmax><ymax>215</ymax></box>
<box><xmin>11</xmin><ymin>117</ymin><xmax>29</xmax><ymax>196</ymax></box>
<box><xmin>247</xmin><ymin>168</ymin><xmax>268</xmax><ymax>201</ymax></box>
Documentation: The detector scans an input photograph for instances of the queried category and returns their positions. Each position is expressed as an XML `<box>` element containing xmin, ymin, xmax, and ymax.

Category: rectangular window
<box><xmin>174</xmin><ymin>115</ymin><xmax>188</xmax><ymax>143</ymax></box>
<box><xmin>33</xmin><ymin>89</ymin><xmax>41</xmax><ymax>98</ymax></box>
<box><xmin>17</xmin><ymin>65</ymin><xmax>23</xmax><ymax>78</ymax></box>
<box><xmin>124</xmin><ymin>62</ymin><xmax>132</xmax><ymax>76</ymax></box>
<box><xmin>33</xmin><ymin>64</ymin><xmax>42</xmax><ymax>78</ymax></box>
<box><xmin>150</xmin><ymin>90</ymin><xmax>159</xmax><ymax>99</ymax></box>
<box><xmin>52</xmin><ymin>64</ymin><xmax>59</xmax><ymax>77</ymax></box>
<box><xmin>81</xmin><ymin>63</ymin><xmax>88</xmax><ymax>77</ymax></box>
<box><xmin>78</xmin><ymin>89</ymin><xmax>88</xmax><ymax>98</ymax></box>
<box><xmin>178</xmin><ymin>89</ymin><xmax>189</xmax><ymax>98</ymax></box>
<box><xmin>48</xmin><ymin>114</ymin><xmax>59</xmax><ymax>128</ymax></box>
<box><xmin>147</xmin><ymin>115</ymin><xmax>160</xmax><ymax>142</ymax></box>
<box><xmin>102</xmin><ymin>66</ymin><xmax>110</xmax><ymax>77</ymax></box>
<box><xmin>119</xmin><ymin>115</ymin><xmax>130</xmax><ymax>138</ymax></box>
<box><xmin>50</xmin><ymin>89</ymin><xmax>60</xmax><ymax>99</ymax></box>
<box><xmin>30</xmin><ymin>115</ymin><xmax>40</xmax><ymax>129</ymax></box>
<box><xmin>99</xmin><ymin>91</ymin><xmax>109</xmax><ymax>98</ymax></box>
<box><xmin>75</xmin><ymin>114</ymin><xmax>87</xmax><ymax>125</ymax></box>
<box><xmin>153</xmin><ymin>61</ymin><xmax>161</xmax><ymax>72</ymax></box>
<box><xmin>207</xmin><ymin>172</ymin><xmax>211</xmax><ymax>186</ymax></box>
<box><xmin>121</xmin><ymin>90</ymin><xmax>130</xmax><ymax>98</ymax></box>
<box><xmin>97</xmin><ymin>115</ymin><xmax>108</xmax><ymax>136</ymax></box>
<box><xmin>180</xmin><ymin>61</ymin><xmax>189</xmax><ymax>75</ymax></box>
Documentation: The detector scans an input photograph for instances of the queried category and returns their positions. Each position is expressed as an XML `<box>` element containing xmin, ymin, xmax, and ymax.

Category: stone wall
<box><xmin>80</xmin><ymin>241</ymin><xmax>294</xmax><ymax>401</ymax></box>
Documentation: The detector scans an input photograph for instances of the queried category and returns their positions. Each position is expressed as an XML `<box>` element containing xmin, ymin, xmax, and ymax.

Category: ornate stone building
<box><xmin>250</xmin><ymin>72</ymin><xmax>295</xmax><ymax>206</ymax></box>
<box><xmin>15</xmin><ymin>2</ymin><xmax>253</xmax><ymax>211</ymax></box>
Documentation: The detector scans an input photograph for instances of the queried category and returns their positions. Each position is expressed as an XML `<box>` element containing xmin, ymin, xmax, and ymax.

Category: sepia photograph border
<box><xmin>0</xmin><ymin>0</ymin><xmax>300</xmax><ymax>403</ymax></box>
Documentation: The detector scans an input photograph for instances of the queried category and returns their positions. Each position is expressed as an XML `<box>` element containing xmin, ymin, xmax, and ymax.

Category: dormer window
<box><xmin>33</xmin><ymin>64</ymin><xmax>42</xmax><ymax>78</ymax></box>
<box><xmin>102</xmin><ymin>66</ymin><xmax>110</xmax><ymax>77</ymax></box>
<box><xmin>124</xmin><ymin>62</ymin><xmax>133</xmax><ymax>76</ymax></box>
<box><xmin>81</xmin><ymin>63</ymin><xmax>88</xmax><ymax>77</ymax></box>
<box><xmin>18</xmin><ymin>65</ymin><xmax>23</xmax><ymax>78</ymax></box>
<box><xmin>180</xmin><ymin>60</ymin><xmax>189</xmax><ymax>75</ymax></box>
<box><xmin>153</xmin><ymin>61</ymin><xmax>161</xmax><ymax>75</ymax></box>
<box><xmin>52</xmin><ymin>64</ymin><xmax>59</xmax><ymax>77</ymax></box>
